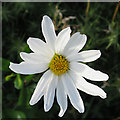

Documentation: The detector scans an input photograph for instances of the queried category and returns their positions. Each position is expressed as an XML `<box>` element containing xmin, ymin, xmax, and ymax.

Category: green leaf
<box><xmin>5</xmin><ymin>73</ymin><xmax>16</xmax><ymax>81</ymax></box>
<box><xmin>14</xmin><ymin>74</ymin><xmax>23</xmax><ymax>89</ymax></box>
<box><xmin>17</xmin><ymin>86</ymin><xmax>31</xmax><ymax>108</ymax></box>
<box><xmin>3</xmin><ymin>109</ymin><xmax>26</xmax><ymax>119</ymax></box>
<box><xmin>0</xmin><ymin>57</ymin><xmax>10</xmax><ymax>72</ymax></box>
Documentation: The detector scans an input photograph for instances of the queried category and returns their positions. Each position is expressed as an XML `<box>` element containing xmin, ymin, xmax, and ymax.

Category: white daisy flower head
<box><xmin>9</xmin><ymin>15</ymin><xmax>109</xmax><ymax>117</ymax></box>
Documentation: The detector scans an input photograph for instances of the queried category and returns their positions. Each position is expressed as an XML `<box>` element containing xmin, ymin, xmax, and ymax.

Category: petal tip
<box><xmin>101</xmin><ymin>92</ymin><xmax>107</xmax><ymax>99</ymax></box>
<box><xmin>81</xmin><ymin>110</ymin><xmax>85</xmax><ymax>113</ymax></box>
<box><xmin>94</xmin><ymin>50</ymin><xmax>101</xmax><ymax>59</ymax></box>
<box><xmin>27</xmin><ymin>37</ymin><xmax>32</xmax><ymax>45</ymax></box>
<box><xmin>98</xmin><ymin>50</ymin><xmax>101</xmax><ymax>56</ymax></box>
<box><xmin>9</xmin><ymin>62</ymin><xmax>20</xmax><ymax>74</ymax></box>
<box><xmin>79</xmin><ymin>107</ymin><xmax>85</xmax><ymax>113</ymax></box>
<box><xmin>103</xmin><ymin>73</ymin><xmax>109</xmax><ymax>81</ymax></box>
<box><xmin>43</xmin><ymin>15</ymin><xmax>51</xmax><ymax>22</ymax></box>
<box><xmin>20</xmin><ymin>52</ymin><xmax>24</xmax><ymax>59</ymax></box>
<box><xmin>66</xmin><ymin>27</ymin><xmax>71</xmax><ymax>34</ymax></box>
<box><xmin>29</xmin><ymin>100</ymin><xmax>35</xmax><ymax>106</ymax></box>
<box><xmin>64</xmin><ymin>26</ymin><xmax>71</xmax><ymax>32</ymax></box>
<box><xmin>80</xmin><ymin>34</ymin><xmax>87</xmax><ymax>43</ymax></box>
<box><xmin>9</xmin><ymin>62</ymin><xmax>14</xmax><ymax>70</ymax></box>
<box><xmin>105</xmin><ymin>74</ymin><xmax>109</xmax><ymax>81</ymax></box>
<box><xmin>58</xmin><ymin>113</ymin><xmax>63</xmax><ymax>117</ymax></box>
<box><xmin>67</xmin><ymin>26</ymin><xmax>71</xmax><ymax>31</ymax></box>
<box><xmin>44</xmin><ymin>106</ymin><xmax>49</xmax><ymax>112</ymax></box>
<box><xmin>9</xmin><ymin>62</ymin><xmax>13</xmax><ymax>66</ymax></box>
<box><xmin>83</xmin><ymin>34</ymin><xmax>87</xmax><ymax>39</ymax></box>
<box><xmin>43</xmin><ymin>15</ymin><xmax>49</xmax><ymax>19</ymax></box>
<box><xmin>44</xmin><ymin>101</ymin><xmax>51</xmax><ymax>112</ymax></box>
<box><xmin>58</xmin><ymin>109</ymin><xmax>64</xmax><ymax>117</ymax></box>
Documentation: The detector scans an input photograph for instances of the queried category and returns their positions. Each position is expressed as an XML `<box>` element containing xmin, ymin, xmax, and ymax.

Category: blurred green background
<box><xmin>2</xmin><ymin>2</ymin><xmax>120</xmax><ymax>119</ymax></box>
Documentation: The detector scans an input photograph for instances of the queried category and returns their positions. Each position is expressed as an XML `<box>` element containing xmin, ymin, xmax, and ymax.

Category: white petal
<box><xmin>27</xmin><ymin>37</ymin><xmax>54</xmax><ymax>58</ymax></box>
<box><xmin>62</xmin><ymin>73</ymin><xmax>84</xmax><ymax>113</ymax></box>
<box><xmin>29</xmin><ymin>70</ymin><xmax>52</xmax><ymax>105</ymax></box>
<box><xmin>56</xmin><ymin>77</ymin><xmax>67</xmax><ymax>117</ymax></box>
<box><xmin>70</xmin><ymin>62</ymin><xmax>109</xmax><ymax>81</ymax></box>
<box><xmin>20</xmin><ymin>52</ymin><xmax>50</xmax><ymax>64</ymax></box>
<box><xmin>69</xmin><ymin>70</ymin><xmax>107</xmax><ymax>99</ymax></box>
<box><xmin>55</xmin><ymin>27</ymin><xmax>71</xmax><ymax>53</ymax></box>
<box><xmin>62</xmin><ymin>32</ymin><xmax>87</xmax><ymax>57</ymax></box>
<box><xmin>42</xmin><ymin>15</ymin><xmax>56</xmax><ymax>50</ymax></box>
<box><xmin>69</xmin><ymin>50</ymin><xmax>101</xmax><ymax>62</ymax></box>
<box><xmin>44</xmin><ymin>74</ymin><xmax>58</xmax><ymax>112</ymax></box>
<box><xmin>9</xmin><ymin>62</ymin><xmax>48</xmax><ymax>75</ymax></box>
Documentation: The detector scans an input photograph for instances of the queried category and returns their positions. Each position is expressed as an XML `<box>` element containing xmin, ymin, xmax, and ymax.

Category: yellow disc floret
<box><xmin>49</xmin><ymin>53</ymin><xmax>69</xmax><ymax>75</ymax></box>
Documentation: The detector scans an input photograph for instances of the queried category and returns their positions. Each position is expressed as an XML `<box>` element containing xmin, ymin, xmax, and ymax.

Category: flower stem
<box><xmin>112</xmin><ymin>1</ymin><xmax>120</xmax><ymax>23</ymax></box>
<box><xmin>86</xmin><ymin>0</ymin><xmax>90</xmax><ymax>20</ymax></box>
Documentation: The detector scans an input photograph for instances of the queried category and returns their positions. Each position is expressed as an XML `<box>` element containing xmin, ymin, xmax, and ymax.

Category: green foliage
<box><xmin>14</xmin><ymin>74</ymin><xmax>23</xmax><ymax>90</ymax></box>
<box><xmin>0</xmin><ymin>58</ymin><xmax>10</xmax><ymax>72</ymax></box>
<box><xmin>17</xmin><ymin>86</ymin><xmax>31</xmax><ymax>108</ymax></box>
<box><xmin>2</xmin><ymin>2</ymin><xmax>120</xmax><ymax>119</ymax></box>
<box><xmin>3</xmin><ymin>109</ymin><xmax>26</xmax><ymax>119</ymax></box>
<box><xmin>5</xmin><ymin>73</ymin><xmax>15</xmax><ymax>81</ymax></box>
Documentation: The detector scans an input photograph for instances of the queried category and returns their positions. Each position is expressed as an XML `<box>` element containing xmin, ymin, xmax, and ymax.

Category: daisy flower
<box><xmin>9</xmin><ymin>15</ymin><xmax>109</xmax><ymax>117</ymax></box>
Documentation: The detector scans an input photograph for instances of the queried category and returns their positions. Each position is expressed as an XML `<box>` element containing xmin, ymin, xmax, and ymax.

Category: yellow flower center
<box><xmin>49</xmin><ymin>53</ymin><xmax>69</xmax><ymax>75</ymax></box>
